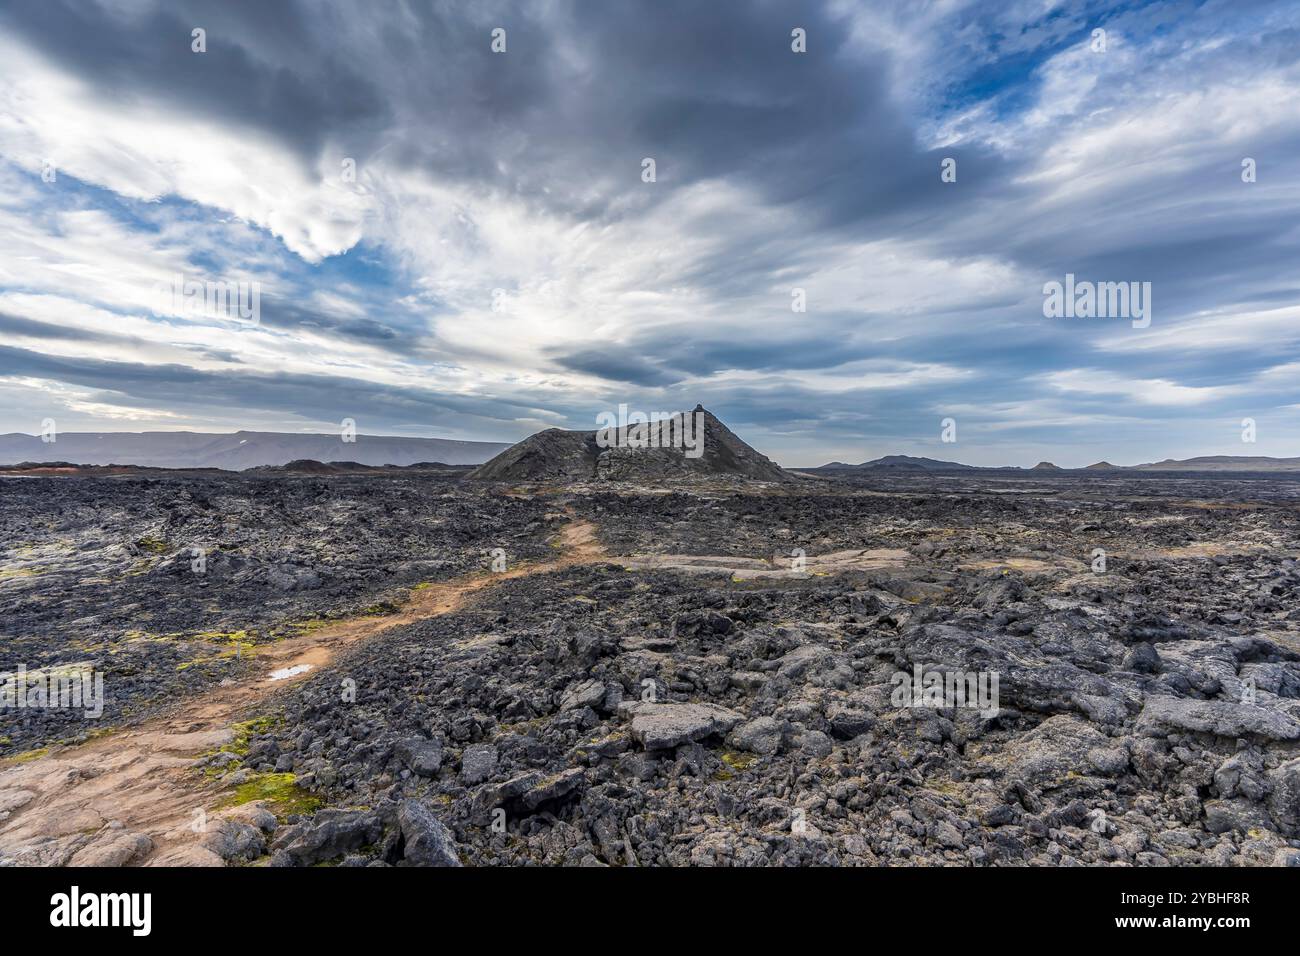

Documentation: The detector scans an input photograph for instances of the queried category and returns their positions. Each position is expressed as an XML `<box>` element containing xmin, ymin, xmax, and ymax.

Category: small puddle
<box><xmin>268</xmin><ymin>664</ymin><xmax>313</xmax><ymax>681</ymax></box>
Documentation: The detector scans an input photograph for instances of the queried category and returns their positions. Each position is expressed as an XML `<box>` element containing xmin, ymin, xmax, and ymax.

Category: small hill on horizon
<box><xmin>468</xmin><ymin>406</ymin><xmax>791</xmax><ymax>482</ymax></box>
<box><xmin>818</xmin><ymin>454</ymin><xmax>976</xmax><ymax>472</ymax></box>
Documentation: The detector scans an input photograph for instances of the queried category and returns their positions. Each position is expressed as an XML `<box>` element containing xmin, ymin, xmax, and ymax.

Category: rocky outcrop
<box><xmin>1136</xmin><ymin>696</ymin><xmax>1300</xmax><ymax>741</ymax></box>
<box><xmin>468</xmin><ymin>406</ymin><xmax>790</xmax><ymax>483</ymax></box>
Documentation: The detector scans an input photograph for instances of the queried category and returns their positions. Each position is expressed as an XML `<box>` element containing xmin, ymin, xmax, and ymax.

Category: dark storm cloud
<box><xmin>550</xmin><ymin>347</ymin><xmax>679</xmax><ymax>387</ymax></box>
<box><xmin>0</xmin><ymin>0</ymin><xmax>389</xmax><ymax>162</ymax></box>
<box><xmin>0</xmin><ymin>0</ymin><xmax>1011</xmax><ymax>234</ymax></box>
<box><xmin>257</xmin><ymin>298</ymin><xmax>416</xmax><ymax>351</ymax></box>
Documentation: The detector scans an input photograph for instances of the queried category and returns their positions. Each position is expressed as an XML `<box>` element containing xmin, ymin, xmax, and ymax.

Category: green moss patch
<box><xmin>220</xmin><ymin>714</ymin><xmax>281</xmax><ymax>758</ymax></box>
<box><xmin>217</xmin><ymin>772</ymin><xmax>321</xmax><ymax>818</ymax></box>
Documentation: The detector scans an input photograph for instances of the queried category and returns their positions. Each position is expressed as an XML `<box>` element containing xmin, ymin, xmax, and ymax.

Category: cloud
<box><xmin>1040</xmin><ymin>368</ymin><xmax>1243</xmax><ymax>406</ymax></box>
<box><xmin>0</xmin><ymin>0</ymin><xmax>1298</xmax><ymax>465</ymax></box>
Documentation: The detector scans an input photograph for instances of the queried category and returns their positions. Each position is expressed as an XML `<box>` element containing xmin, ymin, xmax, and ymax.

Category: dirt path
<box><xmin>0</xmin><ymin>519</ymin><xmax>606</xmax><ymax>867</ymax></box>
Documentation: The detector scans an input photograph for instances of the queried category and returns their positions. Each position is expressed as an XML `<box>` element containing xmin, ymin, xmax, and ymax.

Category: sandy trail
<box><xmin>0</xmin><ymin>519</ymin><xmax>606</xmax><ymax>867</ymax></box>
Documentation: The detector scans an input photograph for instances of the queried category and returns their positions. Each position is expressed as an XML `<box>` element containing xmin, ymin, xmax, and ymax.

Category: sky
<box><xmin>0</xmin><ymin>0</ymin><xmax>1297</xmax><ymax>468</ymax></box>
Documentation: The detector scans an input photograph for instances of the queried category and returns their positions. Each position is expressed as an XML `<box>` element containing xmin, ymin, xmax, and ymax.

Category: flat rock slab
<box><xmin>1136</xmin><ymin>696</ymin><xmax>1300</xmax><ymax>742</ymax></box>
<box><xmin>619</xmin><ymin>701</ymin><xmax>744</xmax><ymax>750</ymax></box>
<box><xmin>68</xmin><ymin>826</ymin><xmax>154</xmax><ymax>867</ymax></box>
<box><xmin>0</xmin><ymin>789</ymin><xmax>35</xmax><ymax>818</ymax></box>
<box><xmin>156</xmin><ymin>729</ymin><xmax>234</xmax><ymax>753</ymax></box>
<box><xmin>623</xmin><ymin>548</ymin><xmax>909</xmax><ymax>580</ymax></box>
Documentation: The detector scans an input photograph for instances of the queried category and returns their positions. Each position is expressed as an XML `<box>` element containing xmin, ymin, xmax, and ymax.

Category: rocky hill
<box><xmin>468</xmin><ymin>406</ymin><xmax>790</xmax><ymax>482</ymax></box>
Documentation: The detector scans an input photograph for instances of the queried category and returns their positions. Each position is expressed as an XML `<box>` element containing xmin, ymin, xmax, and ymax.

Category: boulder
<box><xmin>1203</xmin><ymin>799</ymin><xmax>1272</xmax><ymax>834</ymax></box>
<box><xmin>489</xmin><ymin>768</ymin><xmax>587</xmax><ymax>813</ymax></box>
<box><xmin>397</xmin><ymin>799</ymin><xmax>461</xmax><ymax>867</ymax></box>
<box><xmin>1266</xmin><ymin>757</ymin><xmax>1300</xmax><ymax>835</ymax></box>
<box><xmin>619</xmin><ymin>701</ymin><xmax>744</xmax><ymax>750</ymax></box>
<box><xmin>395</xmin><ymin>737</ymin><xmax>443</xmax><ymax>776</ymax></box>
<box><xmin>559</xmin><ymin>679</ymin><xmax>606</xmax><ymax>712</ymax></box>
<box><xmin>274</xmin><ymin>808</ymin><xmax>383</xmax><ymax>866</ymax></box>
<box><xmin>460</xmin><ymin>743</ymin><xmax>499</xmax><ymax>784</ymax></box>
<box><xmin>727</xmin><ymin>716</ymin><xmax>783</xmax><ymax>755</ymax></box>
<box><xmin>201</xmin><ymin>819</ymin><xmax>267</xmax><ymax>862</ymax></box>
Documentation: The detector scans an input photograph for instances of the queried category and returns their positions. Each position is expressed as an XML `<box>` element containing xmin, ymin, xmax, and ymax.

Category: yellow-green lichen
<box><xmin>217</xmin><ymin>772</ymin><xmax>321</xmax><ymax>818</ymax></box>
<box><xmin>0</xmin><ymin>567</ymin><xmax>45</xmax><ymax>579</ymax></box>
<box><xmin>2</xmin><ymin>746</ymin><xmax>49</xmax><ymax>765</ymax></box>
<box><xmin>124</xmin><ymin>558</ymin><xmax>157</xmax><ymax>577</ymax></box>
<box><xmin>720</xmin><ymin>751</ymin><xmax>756</xmax><ymax>772</ymax></box>
<box><xmin>135</xmin><ymin>535</ymin><xmax>168</xmax><ymax>554</ymax></box>
<box><xmin>177</xmin><ymin>631</ymin><xmax>256</xmax><ymax>669</ymax></box>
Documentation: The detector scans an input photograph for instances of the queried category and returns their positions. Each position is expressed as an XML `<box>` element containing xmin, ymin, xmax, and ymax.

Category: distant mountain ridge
<box><xmin>0</xmin><ymin>431</ymin><xmax>510</xmax><ymax>470</ymax></box>
<box><xmin>1131</xmin><ymin>455</ymin><xmax>1300</xmax><ymax>472</ymax></box>
<box><xmin>819</xmin><ymin>455</ymin><xmax>976</xmax><ymax>472</ymax></box>
<box><xmin>7</xmin><ymin>428</ymin><xmax>1296</xmax><ymax>474</ymax></box>
<box><xmin>816</xmin><ymin>454</ymin><xmax>1300</xmax><ymax>473</ymax></box>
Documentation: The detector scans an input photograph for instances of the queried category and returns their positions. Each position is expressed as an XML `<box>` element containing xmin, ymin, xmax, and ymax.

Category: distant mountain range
<box><xmin>0</xmin><ymin>431</ymin><xmax>510</xmax><ymax>470</ymax></box>
<box><xmin>4</xmin><ymin>428</ymin><xmax>1296</xmax><ymax>475</ymax></box>
<box><xmin>815</xmin><ymin>454</ymin><xmax>1300</xmax><ymax>473</ymax></box>
<box><xmin>1122</xmin><ymin>455</ymin><xmax>1300</xmax><ymax>472</ymax></box>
